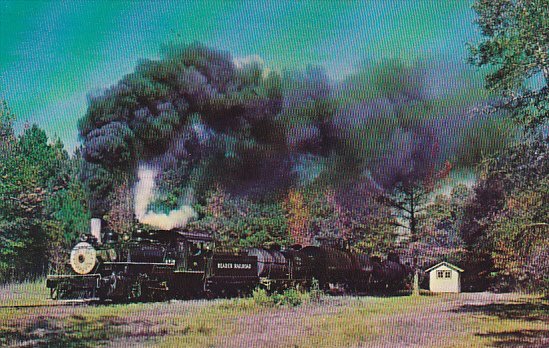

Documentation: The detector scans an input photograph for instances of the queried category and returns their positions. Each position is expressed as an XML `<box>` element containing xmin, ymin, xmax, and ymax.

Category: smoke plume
<box><xmin>79</xmin><ymin>43</ymin><xmax>513</xmax><ymax>222</ymax></box>
<box><xmin>134</xmin><ymin>164</ymin><xmax>196</xmax><ymax>229</ymax></box>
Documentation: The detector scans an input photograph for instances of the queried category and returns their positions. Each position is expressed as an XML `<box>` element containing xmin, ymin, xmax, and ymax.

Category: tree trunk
<box><xmin>412</xmin><ymin>269</ymin><xmax>420</xmax><ymax>296</ymax></box>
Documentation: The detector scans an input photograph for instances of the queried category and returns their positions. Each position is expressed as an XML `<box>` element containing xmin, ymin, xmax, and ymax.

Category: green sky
<box><xmin>0</xmin><ymin>0</ymin><xmax>480</xmax><ymax>150</ymax></box>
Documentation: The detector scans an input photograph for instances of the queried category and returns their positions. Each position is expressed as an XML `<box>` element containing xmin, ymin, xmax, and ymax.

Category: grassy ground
<box><xmin>0</xmin><ymin>280</ymin><xmax>547</xmax><ymax>347</ymax></box>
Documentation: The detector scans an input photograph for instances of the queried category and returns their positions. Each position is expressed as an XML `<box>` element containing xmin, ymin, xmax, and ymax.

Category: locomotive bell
<box><xmin>70</xmin><ymin>242</ymin><xmax>97</xmax><ymax>275</ymax></box>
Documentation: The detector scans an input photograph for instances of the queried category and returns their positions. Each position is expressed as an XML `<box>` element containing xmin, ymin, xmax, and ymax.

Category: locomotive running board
<box><xmin>102</xmin><ymin>262</ymin><xmax>175</xmax><ymax>266</ymax></box>
<box><xmin>47</xmin><ymin>274</ymin><xmax>101</xmax><ymax>279</ymax></box>
<box><xmin>173</xmin><ymin>270</ymin><xmax>204</xmax><ymax>274</ymax></box>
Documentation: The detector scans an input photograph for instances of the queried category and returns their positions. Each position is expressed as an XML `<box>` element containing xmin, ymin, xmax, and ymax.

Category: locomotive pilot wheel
<box><xmin>70</xmin><ymin>242</ymin><xmax>97</xmax><ymax>275</ymax></box>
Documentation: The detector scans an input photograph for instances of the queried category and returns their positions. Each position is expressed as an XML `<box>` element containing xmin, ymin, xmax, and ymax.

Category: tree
<box><xmin>104</xmin><ymin>177</ymin><xmax>134</xmax><ymax>235</ymax></box>
<box><xmin>377</xmin><ymin>161</ymin><xmax>452</xmax><ymax>294</ymax></box>
<box><xmin>467</xmin><ymin>135</ymin><xmax>549</xmax><ymax>292</ymax></box>
<box><xmin>283</xmin><ymin>189</ymin><xmax>311</xmax><ymax>246</ymax></box>
<box><xmin>0</xmin><ymin>100</ymin><xmax>16</xmax><ymax>148</ymax></box>
<box><xmin>191</xmin><ymin>186</ymin><xmax>290</xmax><ymax>248</ymax></box>
<box><xmin>307</xmin><ymin>188</ymin><xmax>350</xmax><ymax>242</ymax></box>
<box><xmin>459</xmin><ymin>134</ymin><xmax>549</xmax><ymax>292</ymax></box>
<box><xmin>380</xmin><ymin>182</ymin><xmax>428</xmax><ymax>244</ymax></box>
<box><xmin>0</xmin><ymin>101</ymin><xmax>87</xmax><ymax>280</ymax></box>
<box><xmin>43</xmin><ymin>149</ymin><xmax>91</xmax><ymax>272</ymax></box>
<box><xmin>488</xmin><ymin>188</ymin><xmax>549</xmax><ymax>292</ymax></box>
<box><xmin>416</xmin><ymin>186</ymin><xmax>470</xmax><ymax>266</ymax></box>
<box><xmin>421</xmin><ymin>191</ymin><xmax>464</xmax><ymax>249</ymax></box>
<box><xmin>469</xmin><ymin>0</ymin><xmax>549</xmax><ymax>129</ymax></box>
<box><xmin>298</xmin><ymin>188</ymin><xmax>396</xmax><ymax>254</ymax></box>
<box><xmin>379</xmin><ymin>162</ymin><xmax>453</xmax><ymax>244</ymax></box>
<box><xmin>469</xmin><ymin>1</ymin><xmax>549</xmax><ymax>291</ymax></box>
<box><xmin>0</xmin><ymin>124</ymin><xmax>52</xmax><ymax>279</ymax></box>
<box><xmin>0</xmin><ymin>101</ymin><xmax>23</xmax><ymax>280</ymax></box>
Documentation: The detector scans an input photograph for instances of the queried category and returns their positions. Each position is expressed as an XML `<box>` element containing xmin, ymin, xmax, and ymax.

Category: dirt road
<box><xmin>207</xmin><ymin>292</ymin><xmax>547</xmax><ymax>348</ymax></box>
<box><xmin>1</xmin><ymin>286</ymin><xmax>547</xmax><ymax>348</ymax></box>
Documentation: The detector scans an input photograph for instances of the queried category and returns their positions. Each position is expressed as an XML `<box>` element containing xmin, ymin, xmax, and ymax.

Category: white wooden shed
<box><xmin>425</xmin><ymin>262</ymin><xmax>464</xmax><ymax>293</ymax></box>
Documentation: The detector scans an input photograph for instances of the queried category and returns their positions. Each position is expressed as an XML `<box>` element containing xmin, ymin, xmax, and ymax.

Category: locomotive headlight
<box><xmin>70</xmin><ymin>242</ymin><xmax>97</xmax><ymax>275</ymax></box>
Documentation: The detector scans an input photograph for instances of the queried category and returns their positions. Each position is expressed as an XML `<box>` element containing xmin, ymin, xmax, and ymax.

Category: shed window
<box><xmin>444</xmin><ymin>270</ymin><xmax>451</xmax><ymax>278</ymax></box>
<box><xmin>436</xmin><ymin>270</ymin><xmax>444</xmax><ymax>279</ymax></box>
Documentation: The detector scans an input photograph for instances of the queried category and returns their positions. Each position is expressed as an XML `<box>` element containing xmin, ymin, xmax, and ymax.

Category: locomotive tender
<box><xmin>46</xmin><ymin>219</ymin><xmax>411</xmax><ymax>301</ymax></box>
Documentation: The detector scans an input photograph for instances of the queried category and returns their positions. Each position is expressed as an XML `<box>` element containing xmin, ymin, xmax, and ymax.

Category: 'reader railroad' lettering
<box><xmin>217</xmin><ymin>263</ymin><xmax>252</xmax><ymax>269</ymax></box>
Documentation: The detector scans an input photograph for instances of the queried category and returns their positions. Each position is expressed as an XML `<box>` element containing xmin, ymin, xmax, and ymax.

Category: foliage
<box><xmin>0</xmin><ymin>125</ymin><xmax>50</xmax><ymax>279</ymax></box>
<box><xmin>406</xmin><ymin>185</ymin><xmax>470</xmax><ymax>268</ymax></box>
<box><xmin>460</xmin><ymin>177</ymin><xmax>506</xmax><ymax>248</ymax></box>
<box><xmin>251</xmin><ymin>286</ymin><xmax>309</xmax><ymax>307</ymax></box>
<box><xmin>469</xmin><ymin>0</ymin><xmax>549</xmax><ymax>129</ymax></box>
<box><xmin>271</xmin><ymin>288</ymin><xmax>306</xmax><ymax>307</ymax></box>
<box><xmin>461</xmin><ymin>135</ymin><xmax>549</xmax><ymax>292</ymax></box>
<box><xmin>104</xmin><ymin>177</ymin><xmax>134</xmax><ymax>235</ymax></box>
<box><xmin>467</xmin><ymin>0</ymin><xmax>549</xmax><ymax>291</ymax></box>
<box><xmin>421</xmin><ymin>186</ymin><xmax>470</xmax><ymax>250</ymax></box>
<box><xmin>0</xmin><ymin>100</ymin><xmax>16</xmax><ymax>152</ymax></box>
<box><xmin>481</xmin><ymin>133</ymin><xmax>549</xmax><ymax>191</ymax></box>
<box><xmin>283</xmin><ymin>187</ymin><xmax>396</xmax><ymax>253</ymax></box>
<box><xmin>306</xmin><ymin>188</ymin><xmax>351</xmax><ymax>241</ymax></box>
<box><xmin>192</xmin><ymin>184</ymin><xmax>398</xmax><ymax>253</ymax></box>
<box><xmin>309</xmin><ymin>278</ymin><xmax>323</xmax><ymax>303</ymax></box>
<box><xmin>379</xmin><ymin>161</ymin><xmax>452</xmax><ymax>246</ymax></box>
<box><xmin>0</xmin><ymin>101</ymin><xmax>88</xmax><ymax>281</ymax></box>
<box><xmin>283</xmin><ymin>189</ymin><xmax>311</xmax><ymax>245</ymax></box>
<box><xmin>251</xmin><ymin>287</ymin><xmax>271</xmax><ymax>306</ymax></box>
<box><xmin>487</xmin><ymin>180</ymin><xmax>549</xmax><ymax>292</ymax></box>
<box><xmin>190</xmin><ymin>186</ymin><xmax>290</xmax><ymax>248</ymax></box>
<box><xmin>346</xmin><ymin>210</ymin><xmax>396</xmax><ymax>255</ymax></box>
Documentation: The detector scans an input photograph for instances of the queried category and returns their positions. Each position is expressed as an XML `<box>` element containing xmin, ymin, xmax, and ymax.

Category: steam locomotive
<box><xmin>46</xmin><ymin>219</ymin><xmax>411</xmax><ymax>301</ymax></box>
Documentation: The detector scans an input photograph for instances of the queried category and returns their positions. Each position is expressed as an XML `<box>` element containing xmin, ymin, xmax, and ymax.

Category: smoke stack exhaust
<box><xmin>91</xmin><ymin>218</ymin><xmax>101</xmax><ymax>244</ymax></box>
<box><xmin>134</xmin><ymin>164</ymin><xmax>197</xmax><ymax>230</ymax></box>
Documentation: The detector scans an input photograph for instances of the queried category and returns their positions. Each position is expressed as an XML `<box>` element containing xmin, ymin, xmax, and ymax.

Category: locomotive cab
<box><xmin>171</xmin><ymin>231</ymin><xmax>213</xmax><ymax>273</ymax></box>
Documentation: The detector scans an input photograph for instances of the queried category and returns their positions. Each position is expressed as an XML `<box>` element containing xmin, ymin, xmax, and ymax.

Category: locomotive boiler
<box><xmin>46</xmin><ymin>219</ymin><xmax>411</xmax><ymax>301</ymax></box>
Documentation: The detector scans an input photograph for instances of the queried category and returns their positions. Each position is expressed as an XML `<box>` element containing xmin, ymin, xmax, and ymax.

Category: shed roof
<box><xmin>425</xmin><ymin>261</ymin><xmax>464</xmax><ymax>273</ymax></box>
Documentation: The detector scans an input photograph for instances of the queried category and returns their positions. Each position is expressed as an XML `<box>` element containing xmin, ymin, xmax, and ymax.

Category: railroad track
<box><xmin>0</xmin><ymin>299</ymin><xmax>98</xmax><ymax>309</ymax></box>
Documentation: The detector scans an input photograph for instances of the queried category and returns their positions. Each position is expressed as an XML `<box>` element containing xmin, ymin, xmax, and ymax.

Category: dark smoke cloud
<box><xmin>328</xmin><ymin>60</ymin><xmax>511</xmax><ymax>193</ymax></box>
<box><xmin>276</xmin><ymin>65</ymin><xmax>336</xmax><ymax>189</ymax></box>
<box><xmin>325</xmin><ymin>62</ymin><xmax>437</xmax><ymax>196</ymax></box>
<box><xmin>79</xmin><ymin>43</ymin><xmax>287</xmax><ymax>214</ymax></box>
<box><xmin>83</xmin><ymin>121</ymin><xmax>135</xmax><ymax>167</ymax></box>
<box><xmin>79</xmin><ymin>43</ymin><xmax>512</xmax><ymax>216</ymax></box>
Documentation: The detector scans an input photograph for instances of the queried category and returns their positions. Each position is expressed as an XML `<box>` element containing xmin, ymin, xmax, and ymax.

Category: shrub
<box><xmin>272</xmin><ymin>288</ymin><xmax>304</xmax><ymax>307</ymax></box>
<box><xmin>251</xmin><ymin>286</ymin><xmax>311</xmax><ymax>307</ymax></box>
<box><xmin>252</xmin><ymin>287</ymin><xmax>272</xmax><ymax>307</ymax></box>
<box><xmin>309</xmin><ymin>278</ymin><xmax>322</xmax><ymax>303</ymax></box>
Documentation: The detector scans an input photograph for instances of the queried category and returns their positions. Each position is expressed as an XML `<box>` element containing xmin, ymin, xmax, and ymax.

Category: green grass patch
<box><xmin>0</xmin><ymin>279</ymin><xmax>50</xmax><ymax>307</ymax></box>
<box><xmin>449</xmin><ymin>295</ymin><xmax>549</xmax><ymax>348</ymax></box>
<box><xmin>1</xmin><ymin>281</ymin><xmax>548</xmax><ymax>347</ymax></box>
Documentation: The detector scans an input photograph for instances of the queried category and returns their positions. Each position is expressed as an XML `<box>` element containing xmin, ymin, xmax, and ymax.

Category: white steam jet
<box><xmin>134</xmin><ymin>164</ymin><xmax>196</xmax><ymax>230</ymax></box>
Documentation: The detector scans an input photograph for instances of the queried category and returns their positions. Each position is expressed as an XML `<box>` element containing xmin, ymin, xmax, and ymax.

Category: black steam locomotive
<box><xmin>46</xmin><ymin>220</ymin><xmax>411</xmax><ymax>301</ymax></box>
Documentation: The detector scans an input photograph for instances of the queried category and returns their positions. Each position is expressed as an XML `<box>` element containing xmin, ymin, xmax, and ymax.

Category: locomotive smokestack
<box><xmin>91</xmin><ymin>218</ymin><xmax>101</xmax><ymax>244</ymax></box>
